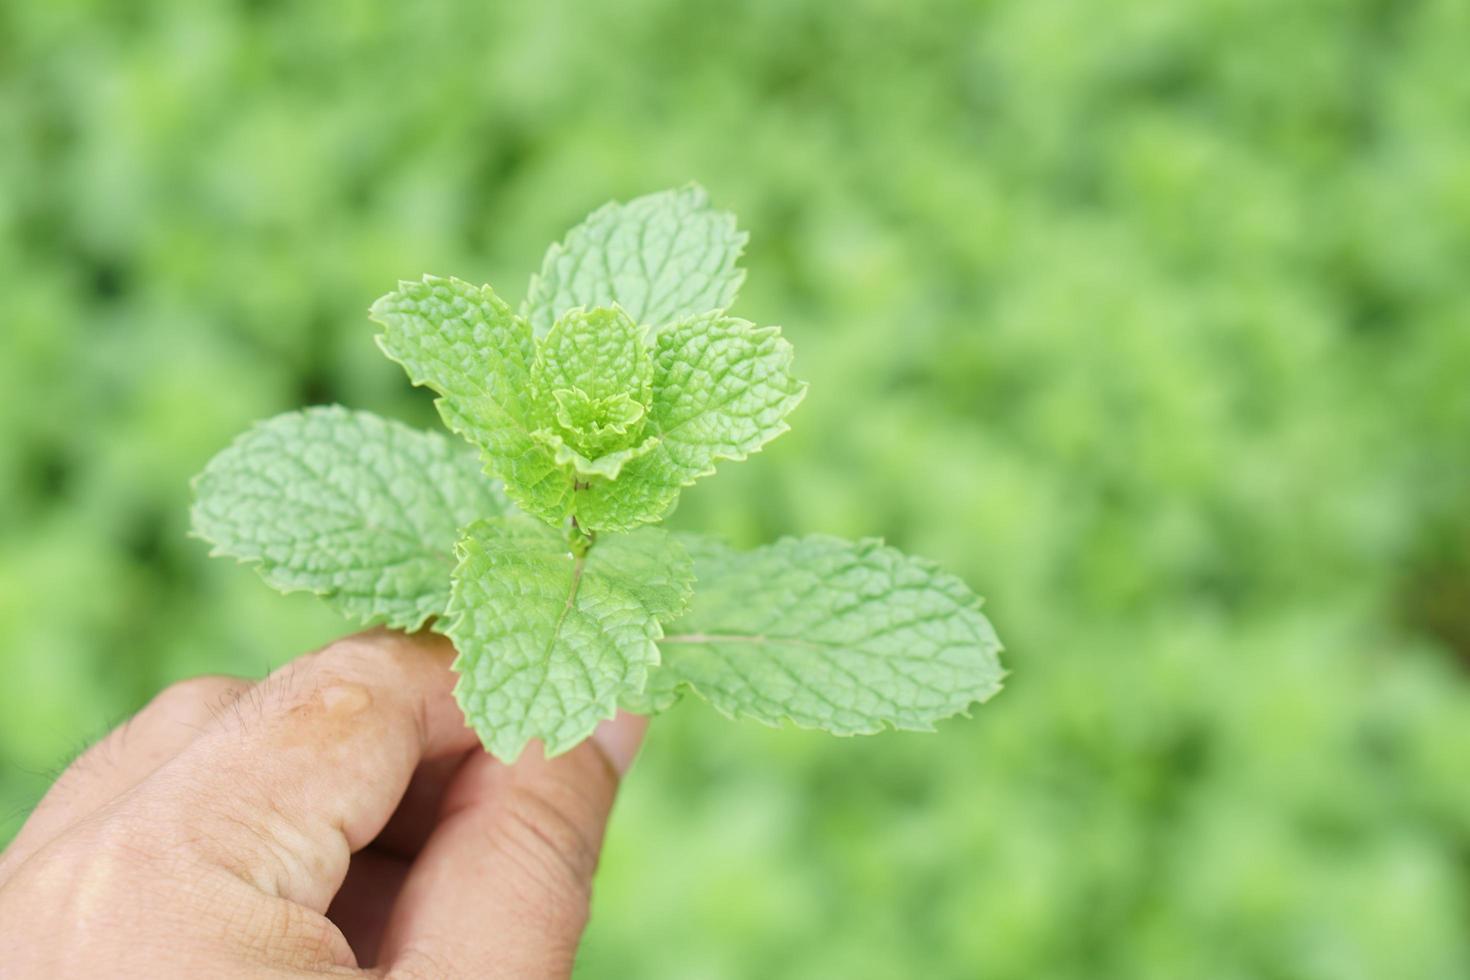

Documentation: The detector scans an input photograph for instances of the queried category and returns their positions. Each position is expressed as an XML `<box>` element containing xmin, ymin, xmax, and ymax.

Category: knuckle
<box><xmin>4</xmin><ymin>813</ymin><xmax>170</xmax><ymax>922</ymax></box>
<box><xmin>151</xmin><ymin>784</ymin><xmax>323</xmax><ymax>899</ymax></box>
<box><xmin>242</xmin><ymin>897</ymin><xmax>352</xmax><ymax>968</ymax></box>
<box><xmin>1</xmin><ymin>796</ymin><xmax>347</xmax><ymax>970</ymax></box>
<box><xmin>494</xmin><ymin>780</ymin><xmax>602</xmax><ymax>901</ymax></box>
<box><xmin>82</xmin><ymin>804</ymin><xmax>173</xmax><ymax>865</ymax></box>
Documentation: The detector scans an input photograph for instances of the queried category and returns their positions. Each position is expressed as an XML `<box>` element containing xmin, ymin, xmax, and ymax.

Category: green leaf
<box><xmin>524</xmin><ymin>185</ymin><xmax>747</xmax><ymax>335</ymax></box>
<box><xmin>549</xmin><ymin>388</ymin><xmax>647</xmax><ymax>460</ymax></box>
<box><xmin>567</xmin><ymin>312</ymin><xmax>806</xmax><ymax>531</ymax></box>
<box><xmin>190</xmin><ymin>407</ymin><xmax>510</xmax><ymax>630</ymax></box>
<box><xmin>447</xmin><ymin>518</ymin><xmax>693</xmax><ymax>760</ymax></box>
<box><xmin>552</xmin><ymin>388</ymin><xmax>646</xmax><ymax>438</ymax></box>
<box><xmin>532</xmin><ymin>306</ymin><xmax>653</xmax><ymax>405</ymax></box>
<box><xmin>370</xmin><ymin>275</ymin><xmax>574</xmax><ymax>525</ymax></box>
<box><xmin>534</xmin><ymin>428</ymin><xmax>661</xmax><ymax>481</ymax></box>
<box><xmin>528</xmin><ymin>306</ymin><xmax>660</xmax><ymax>479</ymax></box>
<box><xmin>565</xmin><ymin>462</ymin><xmax>687</xmax><ymax>534</ymax></box>
<box><xmin>370</xmin><ymin>275</ymin><xmax>536</xmax><ymax>452</ymax></box>
<box><xmin>647</xmin><ymin>311</ymin><xmax>806</xmax><ymax>483</ymax></box>
<box><xmin>630</xmin><ymin>535</ymin><xmax>1005</xmax><ymax>733</ymax></box>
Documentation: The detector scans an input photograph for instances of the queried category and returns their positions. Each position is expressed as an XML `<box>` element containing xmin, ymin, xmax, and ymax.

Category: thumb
<box><xmin>377</xmin><ymin>712</ymin><xmax>646</xmax><ymax>977</ymax></box>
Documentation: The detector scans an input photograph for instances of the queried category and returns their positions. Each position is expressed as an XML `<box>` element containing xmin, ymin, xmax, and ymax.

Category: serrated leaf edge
<box><xmin>188</xmin><ymin>405</ymin><xmax>462</xmax><ymax>632</ymax></box>
<box><xmin>522</xmin><ymin>183</ymin><xmax>750</xmax><ymax>335</ymax></box>
<box><xmin>645</xmin><ymin>533</ymin><xmax>1006</xmax><ymax>735</ymax></box>
<box><xmin>444</xmin><ymin>522</ymin><xmax>694</xmax><ymax>760</ymax></box>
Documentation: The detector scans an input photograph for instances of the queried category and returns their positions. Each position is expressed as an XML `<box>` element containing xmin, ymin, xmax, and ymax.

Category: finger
<box><xmin>378</xmin><ymin>712</ymin><xmax>647</xmax><ymax>978</ymax></box>
<box><xmin>327</xmin><ymin>848</ymin><xmax>411</xmax><ymax>967</ymax></box>
<box><xmin>324</xmin><ymin>750</ymin><xmax>469</xmax><ymax>967</ymax></box>
<box><xmin>120</xmin><ymin>628</ymin><xmax>480</xmax><ymax>912</ymax></box>
<box><xmin>372</xmin><ymin>751</ymin><xmax>471</xmax><ymax>858</ymax></box>
<box><xmin>0</xmin><ymin>674</ymin><xmax>253</xmax><ymax>878</ymax></box>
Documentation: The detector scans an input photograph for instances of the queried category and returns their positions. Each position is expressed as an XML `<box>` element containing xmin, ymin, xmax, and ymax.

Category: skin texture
<box><xmin>0</xmin><ymin>629</ymin><xmax>647</xmax><ymax>978</ymax></box>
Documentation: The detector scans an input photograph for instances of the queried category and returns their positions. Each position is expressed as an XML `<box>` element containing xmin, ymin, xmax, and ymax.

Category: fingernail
<box><xmin>591</xmin><ymin>710</ymin><xmax>649</xmax><ymax>776</ymax></box>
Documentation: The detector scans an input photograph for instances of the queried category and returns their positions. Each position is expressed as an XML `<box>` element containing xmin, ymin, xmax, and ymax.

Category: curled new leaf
<box><xmin>569</xmin><ymin>312</ymin><xmax>807</xmax><ymax>530</ymax></box>
<box><xmin>528</xmin><ymin>306</ymin><xmax>661</xmax><ymax>481</ymax></box>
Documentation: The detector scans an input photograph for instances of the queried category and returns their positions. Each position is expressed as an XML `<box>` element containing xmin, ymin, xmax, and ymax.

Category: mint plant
<box><xmin>192</xmin><ymin>186</ymin><xmax>1004</xmax><ymax>760</ymax></box>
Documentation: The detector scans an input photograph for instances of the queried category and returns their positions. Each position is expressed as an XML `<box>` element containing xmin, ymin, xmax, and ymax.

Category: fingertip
<box><xmin>376</xmin><ymin>714</ymin><xmax>645</xmax><ymax>974</ymax></box>
<box><xmin>357</xmin><ymin>626</ymin><xmax>459</xmax><ymax>669</ymax></box>
<box><xmin>589</xmin><ymin>711</ymin><xmax>648</xmax><ymax>777</ymax></box>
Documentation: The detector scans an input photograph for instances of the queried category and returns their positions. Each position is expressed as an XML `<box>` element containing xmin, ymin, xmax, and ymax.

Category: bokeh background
<box><xmin>4</xmin><ymin>0</ymin><xmax>1470</xmax><ymax>976</ymax></box>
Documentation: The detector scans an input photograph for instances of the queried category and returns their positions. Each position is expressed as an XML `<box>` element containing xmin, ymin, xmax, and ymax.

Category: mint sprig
<box><xmin>192</xmin><ymin>185</ymin><xmax>1004</xmax><ymax>759</ymax></box>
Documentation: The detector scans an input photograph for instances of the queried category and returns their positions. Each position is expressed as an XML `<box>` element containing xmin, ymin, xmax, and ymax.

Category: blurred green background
<box><xmin>4</xmin><ymin>0</ymin><xmax>1470</xmax><ymax>976</ymax></box>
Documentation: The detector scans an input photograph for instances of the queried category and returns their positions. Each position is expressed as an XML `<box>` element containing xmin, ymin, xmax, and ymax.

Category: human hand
<box><xmin>0</xmin><ymin>629</ymin><xmax>646</xmax><ymax>978</ymax></box>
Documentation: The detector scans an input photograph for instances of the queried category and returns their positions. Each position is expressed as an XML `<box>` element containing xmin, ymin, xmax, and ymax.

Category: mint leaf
<box><xmin>532</xmin><ymin>305</ymin><xmax>653</xmax><ymax>404</ymax></box>
<box><xmin>524</xmin><ymin>184</ymin><xmax>747</xmax><ymax>335</ymax></box>
<box><xmin>370</xmin><ymin>275</ymin><xmax>536</xmax><ymax>453</ymax></box>
<box><xmin>536</xmin><ymin>430</ymin><xmax>661</xmax><ymax>482</ymax></box>
<box><xmin>564</xmin><ymin>461</ymin><xmax>688</xmax><ymax>535</ymax></box>
<box><xmin>190</xmin><ymin>407</ymin><xmax>510</xmax><ymax>630</ymax></box>
<box><xmin>447</xmin><ymin>518</ymin><xmax>693</xmax><ymax>760</ymax></box>
<box><xmin>630</xmin><ymin>535</ymin><xmax>1005</xmax><ymax>733</ymax></box>
<box><xmin>528</xmin><ymin>306</ymin><xmax>660</xmax><ymax>481</ymax></box>
<box><xmin>370</xmin><ymin>275</ymin><xmax>575</xmax><ymax>525</ymax></box>
<box><xmin>648</xmin><ymin>312</ymin><xmax>806</xmax><ymax>484</ymax></box>
<box><xmin>569</xmin><ymin>312</ymin><xmax>806</xmax><ymax>531</ymax></box>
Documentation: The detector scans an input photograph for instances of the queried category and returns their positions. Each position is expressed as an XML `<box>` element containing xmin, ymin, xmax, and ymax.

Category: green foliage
<box><xmin>5</xmin><ymin>0</ymin><xmax>1470</xmax><ymax>976</ymax></box>
<box><xmin>449</xmin><ymin>520</ymin><xmax>692</xmax><ymax>759</ymax></box>
<box><xmin>190</xmin><ymin>407</ymin><xmax>510</xmax><ymax>630</ymax></box>
<box><xmin>524</xmin><ymin>185</ymin><xmax>747</xmax><ymax>334</ymax></box>
<box><xmin>372</xmin><ymin>191</ymin><xmax>805</xmax><ymax>535</ymax></box>
<box><xmin>370</xmin><ymin>276</ymin><xmax>568</xmax><ymax>520</ymax></box>
<box><xmin>631</xmin><ymin>535</ymin><xmax>1005</xmax><ymax>732</ymax></box>
<box><xmin>196</xmin><ymin>189</ymin><xmax>995</xmax><ymax>757</ymax></box>
<box><xmin>530</xmin><ymin>306</ymin><xmax>655</xmax><ymax>479</ymax></box>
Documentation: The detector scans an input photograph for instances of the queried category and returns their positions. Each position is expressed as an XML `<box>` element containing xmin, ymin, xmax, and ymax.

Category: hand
<box><xmin>0</xmin><ymin>629</ymin><xmax>646</xmax><ymax>978</ymax></box>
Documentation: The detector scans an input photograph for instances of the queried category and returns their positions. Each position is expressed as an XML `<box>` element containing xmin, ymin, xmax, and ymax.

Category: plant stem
<box><xmin>568</xmin><ymin>515</ymin><xmax>596</xmax><ymax>557</ymax></box>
